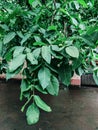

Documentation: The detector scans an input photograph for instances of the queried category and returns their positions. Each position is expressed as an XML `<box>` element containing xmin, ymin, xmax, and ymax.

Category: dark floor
<box><xmin>0</xmin><ymin>80</ymin><xmax>98</xmax><ymax>130</ymax></box>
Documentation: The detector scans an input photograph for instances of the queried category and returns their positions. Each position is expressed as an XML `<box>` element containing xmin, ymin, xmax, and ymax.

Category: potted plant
<box><xmin>0</xmin><ymin>0</ymin><xmax>98</xmax><ymax>125</ymax></box>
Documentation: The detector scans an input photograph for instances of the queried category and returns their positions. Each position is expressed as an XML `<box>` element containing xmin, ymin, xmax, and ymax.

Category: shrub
<box><xmin>0</xmin><ymin>0</ymin><xmax>98</xmax><ymax>124</ymax></box>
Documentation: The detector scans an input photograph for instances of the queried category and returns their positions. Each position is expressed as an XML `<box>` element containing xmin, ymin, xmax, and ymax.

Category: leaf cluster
<box><xmin>0</xmin><ymin>0</ymin><xmax>98</xmax><ymax>125</ymax></box>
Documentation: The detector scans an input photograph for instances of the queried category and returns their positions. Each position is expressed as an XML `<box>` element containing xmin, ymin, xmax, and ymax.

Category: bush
<box><xmin>0</xmin><ymin>0</ymin><xmax>98</xmax><ymax>125</ymax></box>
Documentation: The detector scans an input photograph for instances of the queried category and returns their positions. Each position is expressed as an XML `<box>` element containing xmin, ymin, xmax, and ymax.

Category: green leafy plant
<box><xmin>0</xmin><ymin>0</ymin><xmax>98</xmax><ymax>125</ymax></box>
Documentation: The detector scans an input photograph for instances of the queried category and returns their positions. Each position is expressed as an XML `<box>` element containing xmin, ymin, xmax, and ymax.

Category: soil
<box><xmin>0</xmin><ymin>80</ymin><xmax>98</xmax><ymax>130</ymax></box>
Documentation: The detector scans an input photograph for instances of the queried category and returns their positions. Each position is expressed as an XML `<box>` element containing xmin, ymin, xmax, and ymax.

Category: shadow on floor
<box><xmin>0</xmin><ymin>80</ymin><xmax>98</xmax><ymax>130</ymax></box>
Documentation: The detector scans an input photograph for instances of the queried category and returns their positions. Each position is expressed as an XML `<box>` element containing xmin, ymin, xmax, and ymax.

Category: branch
<box><xmin>51</xmin><ymin>0</ymin><xmax>57</xmax><ymax>25</ymax></box>
<box><xmin>53</xmin><ymin>0</ymin><xmax>56</xmax><ymax>10</ymax></box>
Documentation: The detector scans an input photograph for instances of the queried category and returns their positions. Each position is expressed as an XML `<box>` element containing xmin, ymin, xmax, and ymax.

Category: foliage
<box><xmin>0</xmin><ymin>0</ymin><xmax>98</xmax><ymax>124</ymax></box>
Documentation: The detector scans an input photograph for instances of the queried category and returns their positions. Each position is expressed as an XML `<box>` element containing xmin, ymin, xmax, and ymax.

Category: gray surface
<box><xmin>0</xmin><ymin>80</ymin><xmax>98</xmax><ymax>130</ymax></box>
<box><xmin>81</xmin><ymin>74</ymin><xmax>96</xmax><ymax>86</ymax></box>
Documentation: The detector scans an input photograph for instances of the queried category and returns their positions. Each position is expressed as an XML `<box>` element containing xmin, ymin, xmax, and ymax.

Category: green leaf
<box><xmin>32</xmin><ymin>48</ymin><xmax>41</xmax><ymax>59</ymax></box>
<box><xmin>25</xmin><ymin>48</ymin><xmax>31</xmax><ymax>53</ymax></box>
<box><xmin>38</xmin><ymin>67</ymin><xmax>51</xmax><ymax>89</ymax></box>
<box><xmin>34</xmin><ymin>36</ymin><xmax>41</xmax><ymax>42</ymax></box>
<box><xmin>74</xmin><ymin>1</ymin><xmax>80</xmax><ymax>10</ymax></box>
<box><xmin>9</xmin><ymin>54</ymin><xmax>26</xmax><ymax>72</ymax></box>
<box><xmin>46</xmin><ymin>75</ymin><xmax>59</xmax><ymax>96</ymax></box>
<box><xmin>17</xmin><ymin>31</ymin><xmax>24</xmax><ymax>38</ymax></box>
<box><xmin>34</xmin><ymin>85</ymin><xmax>48</xmax><ymax>94</ymax></box>
<box><xmin>0</xmin><ymin>41</ymin><xmax>3</xmax><ymax>57</ymax></box>
<box><xmin>45</xmin><ymin>63</ymin><xmax>58</xmax><ymax>74</ymax></box>
<box><xmin>0</xmin><ymin>24</ymin><xmax>9</xmax><ymax>31</ymax></box>
<box><xmin>34</xmin><ymin>95</ymin><xmax>52</xmax><ymax>112</ymax></box>
<box><xmin>60</xmin><ymin>8</ymin><xmax>70</xmax><ymax>16</ymax></box>
<box><xmin>59</xmin><ymin>64</ymin><xmax>72</xmax><ymax>86</ymax></box>
<box><xmin>27</xmin><ymin>52</ymin><xmax>38</xmax><ymax>65</ymax></box>
<box><xmin>91</xmin><ymin>0</ymin><xmax>94</xmax><ymax>6</ymax></box>
<box><xmin>5</xmin><ymin>47</ymin><xmax>15</xmax><ymax>61</ymax></box>
<box><xmin>21</xmin><ymin>33</ymin><xmax>31</xmax><ymax>45</ymax></box>
<box><xmin>72</xmin><ymin>56</ymin><xmax>82</xmax><ymax>70</ymax></box>
<box><xmin>28</xmin><ymin>0</ymin><xmax>35</xmax><ymax>5</ymax></box>
<box><xmin>71</xmin><ymin>17</ymin><xmax>78</xmax><ymax>26</ymax></box>
<box><xmin>86</xmin><ymin>25</ymin><xmax>98</xmax><ymax>35</ymax></box>
<box><xmin>20</xmin><ymin>79</ymin><xmax>32</xmax><ymax>100</ymax></box>
<box><xmin>33</xmin><ymin>42</ymin><xmax>45</xmax><ymax>46</ymax></box>
<box><xmin>77</xmin><ymin>0</ymin><xmax>88</xmax><ymax>8</ymax></box>
<box><xmin>79</xmin><ymin>23</ymin><xmax>85</xmax><ymax>30</ymax></box>
<box><xmin>80</xmin><ymin>35</ymin><xmax>94</xmax><ymax>46</ymax></box>
<box><xmin>42</xmin><ymin>46</ymin><xmax>51</xmax><ymax>64</ymax></box>
<box><xmin>13</xmin><ymin>46</ymin><xmax>25</xmax><ymax>58</ymax></box>
<box><xmin>6</xmin><ymin>66</ymin><xmax>22</xmax><ymax>80</ymax></box>
<box><xmin>47</xmin><ymin>25</ymin><xmax>57</xmax><ymax>31</ymax></box>
<box><xmin>29</xmin><ymin>63</ymin><xmax>42</xmax><ymax>73</ymax></box>
<box><xmin>91</xmin><ymin>32</ymin><xmax>98</xmax><ymax>42</ymax></box>
<box><xmin>51</xmin><ymin>45</ymin><xmax>60</xmax><ymax>52</ymax></box>
<box><xmin>21</xmin><ymin>79</ymin><xmax>31</xmax><ymax>93</ymax></box>
<box><xmin>50</xmin><ymin>50</ymin><xmax>63</xmax><ymax>59</ymax></box>
<box><xmin>66</xmin><ymin>46</ymin><xmax>79</xmax><ymax>58</ymax></box>
<box><xmin>26</xmin><ymin>103</ymin><xmax>40</xmax><ymax>125</ymax></box>
<box><xmin>3</xmin><ymin>32</ymin><xmax>16</xmax><ymax>44</ymax></box>
<box><xmin>31</xmin><ymin>0</ymin><xmax>42</xmax><ymax>8</ymax></box>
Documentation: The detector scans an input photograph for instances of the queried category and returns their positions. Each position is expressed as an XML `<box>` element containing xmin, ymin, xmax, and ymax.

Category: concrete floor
<box><xmin>0</xmin><ymin>80</ymin><xmax>98</xmax><ymax>130</ymax></box>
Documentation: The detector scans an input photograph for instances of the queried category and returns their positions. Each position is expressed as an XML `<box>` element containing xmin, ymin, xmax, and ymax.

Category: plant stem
<box><xmin>53</xmin><ymin>0</ymin><xmax>56</xmax><ymax>10</ymax></box>
<box><xmin>21</xmin><ymin>95</ymin><xmax>33</xmax><ymax>112</ymax></box>
<box><xmin>51</xmin><ymin>0</ymin><xmax>57</xmax><ymax>25</ymax></box>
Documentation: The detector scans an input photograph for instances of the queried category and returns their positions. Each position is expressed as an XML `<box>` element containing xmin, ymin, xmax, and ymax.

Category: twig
<box><xmin>64</xmin><ymin>22</ymin><xmax>67</xmax><ymax>37</ymax></box>
<box><xmin>21</xmin><ymin>95</ymin><xmax>33</xmax><ymax>112</ymax></box>
<box><xmin>51</xmin><ymin>0</ymin><xmax>57</xmax><ymax>25</ymax></box>
<box><xmin>53</xmin><ymin>0</ymin><xmax>56</xmax><ymax>10</ymax></box>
